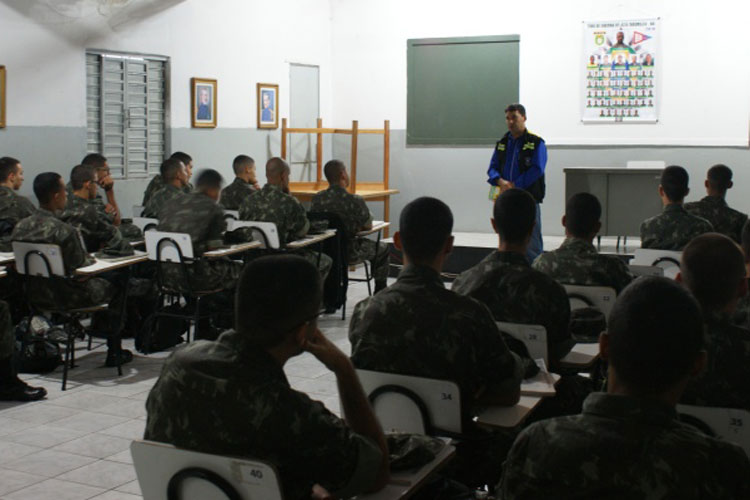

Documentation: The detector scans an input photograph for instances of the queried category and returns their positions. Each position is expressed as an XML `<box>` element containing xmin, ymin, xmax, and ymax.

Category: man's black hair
<box><xmin>232</xmin><ymin>155</ymin><xmax>255</xmax><ymax>175</ymax></box>
<box><xmin>504</xmin><ymin>103</ymin><xmax>526</xmax><ymax>118</ymax></box>
<box><xmin>324</xmin><ymin>160</ymin><xmax>346</xmax><ymax>184</ymax></box>
<box><xmin>160</xmin><ymin>157</ymin><xmax>183</xmax><ymax>181</ymax></box>
<box><xmin>706</xmin><ymin>164</ymin><xmax>733</xmax><ymax>192</ymax></box>
<box><xmin>399</xmin><ymin>197</ymin><xmax>453</xmax><ymax>263</ymax></box>
<box><xmin>81</xmin><ymin>153</ymin><xmax>107</xmax><ymax>170</ymax></box>
<box><xmin>566</xmin><ymin>192</ymin><xmax>602</xmax><ymax>238</ymax></box>
<box><xmin>493</xmin><ymin>188</ymin><xmax>536</xmax><ymax>244</ymax></box>
<box><xmin>33</xmin><ymin>172</ymin><xmax>64</xmax><ymax>205</ymax></box>
<box><xmin>681</xmin><ymin>233</ymin><xmax>746</xmax><ymax>312</ymax></box>
<box><xmin>235</xmin><ymin>255</ymin><xmax>321</xmax><ymax>348</ymax></box>
<box><xmin>608</xmin><ymin>276</ymin><xmax>703</xmax><ymax>394</ymax></box>
<box><xmin>195</xmin><ymin>168</ymin><xmax>224</xmax><ymax>191</ymax></box>
<box><xmin>70</xmin><ymin>164</ymin><xmax>95</xmax><ymax>191</ymax></box>
<box><xmin>660</xmin><ymin>165</ymin><xmax>690</xmax><ymax>202</ymax></box>
<box><xmin>170</xmin><ymin>151</ymin><xmax>192</xmax><ymax>166</ymax></box>
<box><xmin>0</xmin><ymin>157</ymin><xmax>20</xmax><ymax>183</ymax></box>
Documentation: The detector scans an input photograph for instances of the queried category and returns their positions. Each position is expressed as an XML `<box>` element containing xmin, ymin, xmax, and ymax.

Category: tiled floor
<box><xmin>0</xmin><ymin>280</ymin><xmax>377</xmax><ymax>500</ymax></box>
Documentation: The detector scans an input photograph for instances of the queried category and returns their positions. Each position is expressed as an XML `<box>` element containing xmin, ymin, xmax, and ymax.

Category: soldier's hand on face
<box><xmin>98</xmin><ymin>175</ymin><xmax>115</xmax><ymax>191</ymax></box>
<box><xmin>302</xmin><ymin>328</ymin><xmax>351</xmax><ymax>374</ymax></box>
<box><xmin>105</xmin><ymin>203</ymin><xmax>117</xmax><ymax>215</ymax></box>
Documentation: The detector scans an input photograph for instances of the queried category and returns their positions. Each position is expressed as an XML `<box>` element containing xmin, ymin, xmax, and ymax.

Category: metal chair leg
<box><xmin>364</xmin><ymin>262</ymin><xmax>372</xmax><ymax>296</ymax></box>
<box><xmin>62</xmin><ymin>325</ymin><xmax>75</xmax><ymax>391</ymax></box>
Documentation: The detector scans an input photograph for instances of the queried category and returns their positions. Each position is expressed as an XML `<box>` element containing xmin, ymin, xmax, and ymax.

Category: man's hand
<box><xmin>498</xmin><ymin>178</ymin><xmax>514</xmax><ymax>192</ymax></box>
<box><xmin>302</xmin><ymin>328</ymin><xmax>351</xmax><ymax>374</ymax></box>
<box><xmin>252</xmin><ymin>181</ymin><xmax>261</xmax><ymax>190</ymax></box>
<box><xmin>104</xmin><ymin>203</ymin><xmax>117</xmax><ymax>215</ymax></box>
<box><xmin>98</xmin><ymin>174</ymin><xmax>115</xmax><ymax>191</ymax></box>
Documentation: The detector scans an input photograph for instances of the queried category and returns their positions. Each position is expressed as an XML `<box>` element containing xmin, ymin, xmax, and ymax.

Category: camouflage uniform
<box><xmin>349</xmin><ymin>264</ymin><xmax>522</xmax><ymax>487</ymax></box>
<box><xmin>239</xmin><ymin>184</ymin><xmax>332</xmax><ymax>279</ymax></box>
<box><xmin>145</xmin><ymin>329</ymin><xmax>384</xmax><ymax>500</ymax></box>
<box><xmin>310</xmin><ymin>185</ymin><xmax>389</xmax><ymax>285</ymax></box>
<box><xmin>0</xmin><ymin>186</ymin><xmax>36</xmax><ymax>251</ymax></box>
<box><xmin>219</xmin><ymin>177</ymin><xmax>257</xmax><ymax>210</ymax></box>
<box><xmin>532</xmin><ymin>237</ymin><xmax>633</xmax><ymax>293</ymax></box>
<box><xmin>142</xmin><ymin>175</ymin><xmax>192</xmax><ymax>206</ymax></box>
<box><xmin>0</xmin><ymin>300</ymin><xmax>12</xmax><ymax>359</ymax></box>
<box><xmin>685</xmin><ymin>195</ymin><xmax>748</xmax><ymax>244</ymax></box>
<box><xmin>681</xmin><ymin>311</ymin><xmax>750</xmax><ymax>410</ymax></box>
<box><xmin>142</xmin><ymin>184</ymin><xmax>186</xmax><ymax>219</ymax></box>
<box><xmin>66</xmin><ymin>182</ymin><xmax>142</xmax><ymax>241</ymax></box>
<box><xmin>157</xmin><ymin>192</ymin><xmax>242</xmax><ymax>292</ymax></box>
<box><xmin>60</xmin><ymin>195</ymin><xmax>134</xmax><ymax>256</ymax></box>
<box><xmin>499</xmin><ymin>392</ymin><xmax>750</xmax><ymax>499</ymax></box>
<box><xmin>640</xmin><ymin>204</ymin><xmax>713</xmax><ymax>250</ymax></box>
<box><xmin>452</xmin><ymin>251</ymin><xmax>574</xmax><ymax>364</ymax></box>
<box><xmin>732</xmin><ymin>280</ymin><xmax>750</xmax><ymax>330</ymax></box>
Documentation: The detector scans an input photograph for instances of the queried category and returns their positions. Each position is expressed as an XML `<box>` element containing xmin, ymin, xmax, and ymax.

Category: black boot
<box><xmin>104</xmin><ymin>338</ymin><xmax>133</xmax><ymax>368</ymax></box>
<box><xmin>0</xmin><ymin>357</ymin><xmax>47</xmax><ymax>402</ymax></box>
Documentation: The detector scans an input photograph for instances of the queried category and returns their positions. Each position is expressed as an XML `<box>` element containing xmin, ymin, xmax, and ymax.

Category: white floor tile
<box><xmin>105</xmin><ymin>449</ymin><xmax>134</xmax><ymax>465</ymax></box>
<box><xmin>0</xmin><ymin>424</ymin><xmax>87</xmax><ymax>449</ymax></box>
<box><xmin>0</xmin><ymin>443</ymin><xmax>44</xmax><ymax>465</ymax></box>
<box><xmin>115</xmin><ymin>479</ymin><xmax>142</xmax><ymax>496</ymax></box>
<box><xmin>0</xmin><ymin>417</ymin><xmax>40</xmax><ymax>437</ymax></box>
<box><xmin>0</xmin><ymin>468</ymin><xmax>44</xmax><ymax>496</ymax></box>
<box><xmin>98</xmin><ymin>419</ymin><xmax>146</xmax><ymax>441</ymax></box>
<box><xmin>3</xmin><ymin>449</ymin><xmax>97</xmax><ymax>477</ymax></box>
<box><xmin>52</xmin><ymin>433</ymin><xmax>132</xmax><ymax>459</ymax></box>
<box><xmin>58</xmin><ymin>459</ymin><xmax>137</xmax><ymax>490</ymax></box>
<box><xmin>53</xmin><ymin>412</ymin><xmax>131</xmax><ymax>433</ymax></box>
<box><xmin>89</xmin><ymin>491</ymin><xmax>142</xmax><ymax>500</ymax></box>
<box><xmin>1</xmin><ymin>403</ymin><xmax>80</xmax><ymax>426</ymax></box>
<box><xmin>3</xmin><ymin>478</ymin><xmax>105</xmax><ymax>500</ymax></box>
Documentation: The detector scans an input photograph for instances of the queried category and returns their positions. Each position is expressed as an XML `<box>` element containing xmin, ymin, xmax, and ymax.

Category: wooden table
<box><xmin>476</xmin><ymin>395</ymin><xmax>544</xmax><ymax>429</ymax></box>
<box><xmin>203</xmin><ymin>241</ymin><xmax>262</xmax><ymax>258</ymax></box>
<box><xmin>76</xmin><ymin>251</ymin><xmax>149</xmax><ymax>276</ymax></box>
<box><xmin>357</xmin><ymin>221</ymin><xmax>390</xmax><ymax>237</ymax></box>
<box><xmin>286</xmin><ymin>229</ymin><xmax>336</xmax><ymax>249</ymax></box>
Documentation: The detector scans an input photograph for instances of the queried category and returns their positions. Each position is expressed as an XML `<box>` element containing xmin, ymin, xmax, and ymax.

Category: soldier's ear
<box><xmin>443</xmin><ymin>235</ymin><xmax>454</xmax><ymax>256</ymax></box>
<box><xmin>598</xmin><ymin>331</ymin><xmax>609</xmax><ymax>361</ymax></box>
<box><xmin>490</xmin><ymin>218</ymin><xmax>497</xmax><ymax>233</ymax></box>
<box><xmin>393</xmin><ymin>231</ymin><xmax>403</xmax><ymax>251</ymax></box>
<box><xmin>675</xmin><ymin>271</ymin><xmax>683</xmax><ymax>283</ymax></box>
<box><xmin>561</xmin><ymin>215</ymin><xmax>566</xmax><ymax>228</ymax></box>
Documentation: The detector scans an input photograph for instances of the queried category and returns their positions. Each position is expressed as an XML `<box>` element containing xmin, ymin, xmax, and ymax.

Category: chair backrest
<box><xmin>496</xmin><ymin>322</ymin><xmax>548</xmax><ymax>366</ymax></box>
<box><xmin>626</xmin><ymin>160</ymin><xmax>666</xmax><ymax>169</ymax></box>
<box><xmin>132</xmin><ymin>205</ymin><xmax>145</xmax><ymax>217</ymax></box>
<box><xmin>12</xmin><ymin>241</ymin><xmax>67</xmax><ymax>277</ymax></box>
<box><xmin>355</xmin><ymin>369</ymin><xmax>462</xmax><ymax>435</ymax></box>
<box><xmin>628</xmin><ymin>264</ymin><xmax>665</xmax><ymax>277</ymax></box>
<box><xmin>228</xmin><ymin>220</ymin><xmax>280</xmax><ymax>250</ymax></box>
<box><xmin>145</xmin><ymin>230</ymin><xmax>195</xmax><ymax>262</ymax></box>
<box><xmin>224</xmin><ymin>210</ymin><xmax>239</xmax><ymax>222</ymax></box>
<box><xmin>130</xmin><ymin>440</ymin><xmax>283</xmax><ymax>500</ymax></box>
<box><xmin>676</xmin><ymin>405</ymin><xmax>750</xmax><ymax>458</ymax></box>
<box><xmin>132</xmin><ymin>217</ymin><xmax>159</xmax><ymax>234</ymax></box>
<box><xmin>631</xmin><ymin>248</ymin><xmax>682</xmax><ymax>279</ymax></box>
<box><xmin>563</xmin><ymin>284</ymin><xmax>617</xmax><ymax>320</ymax></box>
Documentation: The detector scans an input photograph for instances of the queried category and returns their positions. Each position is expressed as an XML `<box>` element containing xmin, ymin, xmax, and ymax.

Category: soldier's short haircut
<box><xmin>741</xmin><ymin>220</ymin><xmax>750</xmax><ymax>261</ymax></box>
<box><xmin>660</xmin><ymin>165</ymin><xmax>690</xmax><ymax>202</ymax></box>
<box><xmin>0</xmin><ymin>157</ymin><xmax>21</xmax><ymax>183</ymax></box>
<box><xmin>324</xmin><ymin>160</ymin><xmax>346</xmax><ymax>184</ymax></box>
<box><xmin>81</xmin><ymin>153</ymin><xmax>107</xmax><ymax>170</ymax></box>
<box><xmin>235</xmin><ymin>254</ymin><xmax>321</xmax><ymax>348</ymax></box>
<box><xmin>681</xmin><ymin>233</ymin><xmax>746</xmax><ymax>312</ymax></box>
<box><xmin>33</xmin><ymin>172</ymin><xmax>64</xmax><ymax>205</ymax></box>
<box><xmin>399</xmin><ymin>197</ymin><xmax>453</xmax><ymax>262</ymax></box>
<box><xmin>504</xmin><ymin>103</ymin><xmax>526</xmax><ymax>117</ymax></box>
<box><xmin>160</xmin><ymin>157</ymin><xmax>184</xmax><ymax>181</ymax></box>
<box><xmin>70</xmin><ymin>164</ymin><xmax>96</xmax><ymax>190</ymax></box>
<box><xmin>608</xmin><ymin>276</ymin><xmax>703</xmax><ymax>394</ymax></box>
<box><xmin>493</xmin><ymin>188</ymin><xmax>536</xmax><ymax>244</ymax></box>
<box><xmin>266</xmin><ymin>157</ymin><xmax>289</xmax><ymax>179</ymax></box>
<box><xmin>706</xmin><ymin>164</ymin><xmax>733</xmax><ymax>192</ymax></box>
<box><xmin>195</xmin><ymin>168</ymin><xmax>224</xmax><ymax>191</ymax></box>
<box><xmin>232</xmin><ymin>155</ymin><xmax>255</xmax><ymax>175</ymax></box>
<box><xmin>566</xmin><ymin>192</ymin><xmax>602</xmax><ymax>238</ymax></box>
<box><xmin>170</xmin><ymin>151</ymin><xmax>192</xmax><ymax>166</ymax></box>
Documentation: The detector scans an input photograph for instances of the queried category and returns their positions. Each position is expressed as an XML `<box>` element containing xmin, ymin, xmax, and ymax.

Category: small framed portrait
<box><xmin>191</xmin><ymin>78</ymin><xmax>217</xmax><ymax>128</ymax></box>
<box><xmin>0</xmin><ymin>66</ymin><xmax>5</xmax><ymax>128</ymax></box>
<box><xmin>257</xmin><ymin>83</ymin><xmax>279</xmax><ymax>129</ymax></box>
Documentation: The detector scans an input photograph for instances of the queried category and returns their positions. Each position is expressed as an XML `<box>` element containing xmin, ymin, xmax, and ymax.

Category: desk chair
<box><xmin>145</xmin><ymin>231</ymin><xmax>224</xmax><ymax>349</ymax></box>
<box><xmin>631</xmin><ymin>248</ymin><xmax>682</xmax><ymax>279</ymax></box>
<box><xmin>132</xmin><ymin>217</ymin><xmax>159</xmax><ymax>234</ymax></box>
<box><xmin>677</xmin><ymin>405</ymin><xmax>750</xmax><ymax>458</ymax></box>
<box><xmin>224</xmin><ymin>210</ymin><xmax>240</xmax><ymax>223</ymax></box>
<box><xmin>349</xmin><ymin>224</ymin><xmax>387</xmax><ymax>298</ymax></box>
<box><xmin>131</xmin><ymin>440</ymin><xmax>283</xmax><ymax>500</ymax></box>
<box><xmin>132</xmin><ymin>205</ymin><xmax>145</xmax><ymax>217</ymax></box>
<box><xmin>12</xmin><ymin>241</ymin><xmax>118</xmax><ymax>390</ymax></box>
<box><xmin>563</xmin><ymin>284</ymin><xmax>617</xmax><ymax>321</ymax></box>
<box><xmin>227</xmin><ymin>220</ymin><xmax>280</xmax><ymax>250</ymax></box>
<box><xmin>307</xmin><ymin>212</ymin><xmax>348</xmax><ymax>319</ymax></box>
<box><xmin>496</xmin><ymin>322</ymin><xmax>548</xmax><ymax>367</ymax></box>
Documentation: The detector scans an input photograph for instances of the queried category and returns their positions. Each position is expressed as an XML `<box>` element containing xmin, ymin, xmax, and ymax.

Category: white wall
<box><xmin>330</xmin><ymin>0</ymin><xmax>750</xmax><ymax>146</ymax></box>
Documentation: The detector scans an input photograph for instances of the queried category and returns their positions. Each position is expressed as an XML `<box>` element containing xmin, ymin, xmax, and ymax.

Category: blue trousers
<box><xmin>527</xmin><ymin>203</ymin><xmax>543</xmax><ymax>263</ymax></box>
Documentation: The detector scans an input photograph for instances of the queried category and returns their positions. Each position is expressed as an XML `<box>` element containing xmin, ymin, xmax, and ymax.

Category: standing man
<box><xmin>487</xmin><ymin>104</ymin><xmax>548</xmax><ymax>262</ymax></box>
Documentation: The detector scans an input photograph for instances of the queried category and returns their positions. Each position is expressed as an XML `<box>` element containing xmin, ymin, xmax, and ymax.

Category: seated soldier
<box><xmin>678</xmin><ymin>233</ymin><xmax>750</xmax><ymax>410</ymax></box>
<box><xmin>145</xmin><ymin>255</ymin><xmax>389</xmax><ymax>500</ymax></box>
<box><xmin>452</xmin><ymin>189</ymin><xmax>573</xmax><ymax>365</ymax></box>
<box><xmin>60</xmin><ymin>164</ymin><xmax>133</xmax><ymax>256</ymax></box>
<box><xmin>349</xmin><ymin>196</ymin><xmax>522</xmax><ymax>488</ymax></box>
<box><xmin>239</xmin><ymin>157</ymin><xmax>331</xmax><ymax>279</ymax></box>
<box><xmin>0</xmin><ymin>156</ymin><xmax>35</xmax><ymax>251</ymax></box>
<box><xmin>640</xmin><ymin>165</ymin><xmax>713</xmax><ymax>250</ymax></box>
<box><xmin>0</xmin><ymin>300</ymin><xmax>46</xmax><ymax>401</ymax></box>
<box><xmin>685</xmin><ymin>164</ymin><xmax>748</xmax><ymax>243</ymax></box>
<box><xmin>142</xmin><ymin>157</ymin><xmax>189</xmax><ymax>219</ymax></box>
<box><xmin>142</xmin><ymin>151</ymin><xmax>193</xmax><ymax>206</ymax></box>
<box><xmin>533</xmin><ymin>192</ymin><xmax>633</xmax><ymax>293</ymax></box>
<box><xmin>11</xmin><ymin>173</ymin><xmax>132</xmax><ymax>366</ymax></box>
<box><xmin>310</xmin><ymin>160</ymin><xmax>390</xmax><ymax>294</ymax></box>
<box><xmin>219</xmin><ymin>154</ymin><xmax>259</xmax><ymax>210</ymax></box>
<box><xmin>733</xmin><ymin>220</ymin><xmax>750</xmax><ymax>329</ymax></box>
<box><xmin>499</xmin><ymin>277</ymin><xmax>750</xmax><ymax>498</ymax></box>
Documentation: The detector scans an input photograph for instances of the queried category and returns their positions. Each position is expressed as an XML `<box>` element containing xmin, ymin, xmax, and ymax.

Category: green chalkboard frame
<box><xmin>406</xmin><ymin>34</ymin><xmax>520</xmax><ymax>145</ymax></box>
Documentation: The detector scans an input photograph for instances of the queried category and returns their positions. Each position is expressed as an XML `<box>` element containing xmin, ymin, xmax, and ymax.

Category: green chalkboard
<box><xmin>407</xmin><ymin>35</ymin><xmax>520</xmax><ymax>145</ymax></box>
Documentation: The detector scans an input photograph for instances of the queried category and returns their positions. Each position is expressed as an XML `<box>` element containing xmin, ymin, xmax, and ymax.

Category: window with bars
<box><xmin>86</xmin><ymin>50</ymin><xmax>169</xmax><ymax>179</ymax></box>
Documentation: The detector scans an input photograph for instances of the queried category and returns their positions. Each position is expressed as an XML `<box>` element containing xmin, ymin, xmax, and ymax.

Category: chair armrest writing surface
<box><xmin>521</xmin><ymin>371</ymin><xmax>560</xmax><ymax>397</ymax></box>
<box><xmin>203</xmin><ymin>241</ymin><xmax>262</xmax><ymax>258</ymax></box>
<box><xmin>75</xmin><ymin>251</ymin><xmax>148</xmax><ymax>276</ymax></box>
<box><xmin>0</xmin><ymin>252</ymin><xmax>14</xmax><ymax>265</ymax></box>
<box><xmin>286</xmin><ymin>229</ymin><xmax>337</xmax><ymax>249</ymax></box>
<box><xmin>357</xmin><ymin>222</ymin><xmax>390</xmax><ymax>237</ymax></box>
<box><xmin>0</xmin><ymin>266</ymin><xmax>6</xmax><ymax>278</ymax></box>
<box><xmin>558</xmin><ymin>342</ymin><xmax>600</xmax><ymax>369</ymax></box>
<box><xmin>475</xmin><ymin>396</ymin><xmax>543</xmax><ymax>429</ymax></box>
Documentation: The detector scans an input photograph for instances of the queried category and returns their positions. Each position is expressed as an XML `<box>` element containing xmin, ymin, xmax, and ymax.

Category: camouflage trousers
<box><xmin>159</xmin><ymin>259</ymin><xmax>243</xmax><ymax>293</ymax></box>
<box><xmin>297</xmin><ymin>249</ymin><xmax>333</xmax><ymax>282</ymax></box>
<box><xmin>0</xmin><ymin>301</ymin><xmax>12</xmax><ymax>359</ymax></box>
<box><xmin>350</xmin><ymin>239</ymin><xmax>390</xmax><ymax>284</ymax></box>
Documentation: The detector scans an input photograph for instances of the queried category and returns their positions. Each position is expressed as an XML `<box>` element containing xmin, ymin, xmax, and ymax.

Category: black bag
<box><xmin>569</xmin><ymin>306</ymin><xmax>607</xmax><ymax>342</ymax></box>
<box><xmin>14</xmin><ymin>318</ymin><xmax>63</xmax><ymax>373</ymax></box>
<box><xmin>136</xmin><ymin>304</ymin><xmax>188</xmax><ymax>354</ymax></box>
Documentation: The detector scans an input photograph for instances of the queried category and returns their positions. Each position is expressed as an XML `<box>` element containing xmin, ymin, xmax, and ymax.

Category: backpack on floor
<box><xmin>14</xmin><ymin>316</ymin><xmax>63</xmax><ymax>374</ymax></box>
<box><xmin>135</xmin><ymin>304</ymin><xmax>188</xmax><ymax>354</ymax></box>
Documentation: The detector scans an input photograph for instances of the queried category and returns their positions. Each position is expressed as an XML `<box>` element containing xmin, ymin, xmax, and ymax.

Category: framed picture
<box><xmin>257</xmin><ymin>83</ymin><xmax>279</xmax><ymax>129</ymax></box>
<box><xmin>191</xmin><ymin>77</ymin><xmax>217</xmax><ymax>128</ymax></box>
<box><xmin>0</xmin><ymin>66</ymin><xmax>5</xmax><ymax>128</ymax></box>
